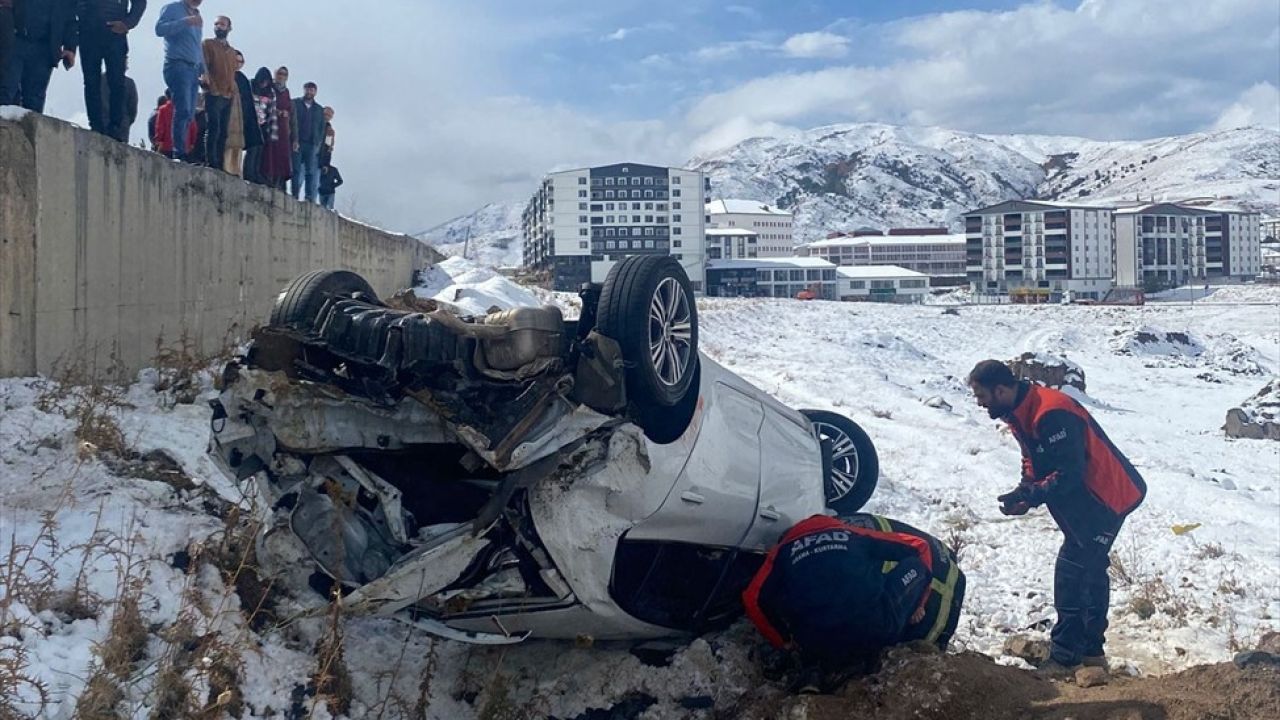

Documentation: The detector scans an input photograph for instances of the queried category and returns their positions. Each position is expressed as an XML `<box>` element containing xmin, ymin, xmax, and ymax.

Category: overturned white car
<box><xmin>208</xmin><ymin>257</ymin><xmax>879</xmax><ymax>644</ymax></box>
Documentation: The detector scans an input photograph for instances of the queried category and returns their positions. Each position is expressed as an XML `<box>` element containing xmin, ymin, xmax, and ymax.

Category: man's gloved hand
<box><xmin>998</xmin><ymin>489</ymin><xmax>1030</xmax><ymax>516</ymax></box>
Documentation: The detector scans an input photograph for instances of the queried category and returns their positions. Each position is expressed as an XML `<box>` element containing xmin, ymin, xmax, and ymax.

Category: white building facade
<box><xmin>705</xmin><ymin>199</ymin><xmax>794</xmax><ymax>257</ymax></box>
<box><xmin>705</xmin><ymin>257</ymin><xmax>837</xmax><ymax>299</ymax></box>
<box><xmin>835</xmin><ymin>265</ymin><xmax>931</xmax><ymax>303</ymax></box>
<box><xmin>964</xmin><ymin>200</ymin><xmax>1115</xmax><ymax>301</ymax></box>
<box><xmin>1113</xmin><ymin>203</ymin><xmax>1262</xmax><ymax>289</ymax></box>
<box><xmin>804</xmin><ymin>231</ymin><xmax>966</xmax><ymax>281</ymax></box>
<box><xmin>522</xmin><ymin>163</ymin><xmax>708</xmax><ymax>291</ymax></box>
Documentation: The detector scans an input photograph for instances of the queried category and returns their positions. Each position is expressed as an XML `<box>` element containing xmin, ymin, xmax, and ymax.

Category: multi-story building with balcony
<box><xmin>964</xmin><ymin>200</ymin><xmax>1115</xmax><ymax>301</ymax></box>
<box><xmin>1113</xmin><ymin>203</ymin><xmax>1262</xmax><ymax>289</ymax></box>
<box><xmin>522</xmin><ymin>163</ymin><xmax>709</xmax><ymax>291</ymax></box>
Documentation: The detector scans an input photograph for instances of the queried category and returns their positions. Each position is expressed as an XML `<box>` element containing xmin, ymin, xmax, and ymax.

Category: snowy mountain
<box><xmin>425</xmin><ymin>124</ymin><xmax>1280</xmax><ymax>260</ymax></box>
<box><xmin>695</xmin><ymin>123</ymin><xmax>1280</xmax><ymax>243</ymax></box>
<box><xmin>418</xmin><ymin>201</ymin><xmax>526</xmax><ymax>269</ymax></box>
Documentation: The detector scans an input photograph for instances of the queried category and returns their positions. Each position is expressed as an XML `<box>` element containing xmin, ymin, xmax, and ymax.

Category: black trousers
<box><xmin>1048</xmin><ymin>500</ymin><xmax>1123</xmax><ymax>664</ymax></box>
<box><xmin>80</xmin><ymin>31</ymin><xmax>128</xmax><ymax>140</ymax></box>
<box><xmin>0</xmin><ymin>8</ymin><xmax>14</xmax><ymax>96</ymax></box>
<box><xmin>2</xmin><ymin>37</ymin><xmax>56</xmax><ymax>111</ymax></box>
<box><xmin>204</xmin><ymin>94</ymin><xmax>231</xmax><ymax>171</ymax></box>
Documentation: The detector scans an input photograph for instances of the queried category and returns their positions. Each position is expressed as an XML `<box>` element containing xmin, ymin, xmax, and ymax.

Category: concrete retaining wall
<box><xmin>0</xmin><ymin>111</ymin><xmax>440</xmax><ymax>379</ymax></box>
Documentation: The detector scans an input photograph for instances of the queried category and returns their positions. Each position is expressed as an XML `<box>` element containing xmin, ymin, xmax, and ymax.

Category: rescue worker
<box><xmin>743</xmin><ymin>513</ymin><xmax>966</xmax><ymax>691</ymax></box>
<box><xmin>967</xmin><ymin>359</ymin><xmax>1146</xmax><ymax>675</ymax></box>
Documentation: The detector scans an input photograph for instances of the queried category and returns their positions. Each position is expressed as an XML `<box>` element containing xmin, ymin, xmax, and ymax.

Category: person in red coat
<box><xmin>262</xmin><ymin>65</ymin><xmax>294</xmax><ymax>191</ymax></box>
<box><xmin>968</xmin><ymin>359</ymin><xmax>1146</xmax><ymax>675</ymax></box>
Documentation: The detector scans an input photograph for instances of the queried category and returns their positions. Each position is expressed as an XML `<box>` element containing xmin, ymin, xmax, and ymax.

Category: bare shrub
<box><xmin>871</xmin><ymin>408</ymin><xmax>893</xmax><ymax>420</ymax></box>
<box><xmin>311</xmin><ymin>592</ymin><xmax>354</xmax><ymax>717</ymax></box>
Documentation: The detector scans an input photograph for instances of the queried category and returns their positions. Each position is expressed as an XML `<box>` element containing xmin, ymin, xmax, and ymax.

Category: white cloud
<box><xmin>604</xmin><ymin>27</ymin><xmax>632</xmax><ymax>41</ymax></box>
<box><xmin>781</xmin><ymin>31</ymin><xmax>850</xmax><ymax>59</ymax></box>
<box><xmin>724</xmin><ymin>4</ymin><xmax>762</xmax><ymax>22</ymax></box>
<box><xmin>693</xmin><ymin>39</ymin><xmax>773</xmax><ymax>62</ymax></box>
<box><xmin>1211</xmin><ymin>82</ymin><xmax>1280</xmax><ymax>131</ymax></box>
<box><xmin>689</xmin><ymin>0</ymin><xmax>1280</xmax><ymax>150</ymax></box>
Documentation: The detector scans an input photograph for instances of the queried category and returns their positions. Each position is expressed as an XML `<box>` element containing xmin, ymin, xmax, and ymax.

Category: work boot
<box><xmin>1081</xmin><ymin>655</ymin><xmax>1108</xmax><ymax>669</ymax></box>
<box><xmin>1034</xmin><ymin>659</ymin><xmax>1080</xmax><ymax>680</ymax></box>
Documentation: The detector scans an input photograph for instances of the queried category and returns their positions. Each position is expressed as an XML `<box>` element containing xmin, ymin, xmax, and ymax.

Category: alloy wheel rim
<box><xmin>648</xmin><ymin>277</ymin><xmax>693</xmax><ymax>387</ymax></box>
<box><xmin>814</xmin><ymin>421</ymin><xmax>861</xmax><ymax>500</ymax></box>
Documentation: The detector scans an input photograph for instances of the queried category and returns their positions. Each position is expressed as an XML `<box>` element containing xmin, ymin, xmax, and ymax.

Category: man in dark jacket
<box><xmin>0</xmin><ymin>1</ymin><xmax>14</xmax><ymax>96</ymax></box>
<box><xmin>743</xmin><ymin>514</ymin><xmax>965</xmax><ymax>691</ymax></box>
<box><xmin>77</xmin><ymin>0</ymin><xmax>144</xmax><ymax>140</ymax></box>
<box><xmin>1</xmin><ymin>0</ymin><xmax>77</xmax><ymax>112</ymax></box>
<box><xmin>291</xmin><ymin>80</ymin><xmax>324</xmax><ymax>202</ymax></box>
<box><xmin>319</xmin><ymin>163</ymin><xmax>342</xmax><ymax>210</ymax></box>
<box><xmin>968</xmin><ymin>359</ymin><xmax>1146</xmax><ymax>675</ymax></box>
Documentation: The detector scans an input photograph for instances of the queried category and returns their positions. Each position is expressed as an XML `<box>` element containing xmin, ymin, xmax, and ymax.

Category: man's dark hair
<box><xmin>156</xmin><ymin>95</ymin><xmax>168</xmax><ymax>107</ymax></box>
<box><xmin>304</xmin><ymin>82</ymin><xmax>318</xmax><ymax>90</ymax></box>
<box><xmin>968</xmin><ymin>359</ymin><xmax>1018</xmax><ymax>389</ymax></box>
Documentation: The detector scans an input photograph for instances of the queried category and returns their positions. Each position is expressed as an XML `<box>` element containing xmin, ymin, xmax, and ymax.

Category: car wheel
<box><xmin>598</xmin><ymin>256</ymin><xmax>699</xmax><ymax>408</ymax></box>
<box><xmin>801</xmin><ymin>409</ymin><xmax>879</xmax><ymax>513</ymax></box>
<box><xmin>269</xmin><ymin>269</ymin><xmax>377</xmax><ymax>330</ymax></box>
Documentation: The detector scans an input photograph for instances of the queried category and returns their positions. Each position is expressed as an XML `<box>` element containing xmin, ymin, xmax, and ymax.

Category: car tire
<box><xmin>597</xmin><ymin>256</ymin><xmax>699</xmax><ymax>408</ymax></box>
<box><xmin>801</xmin><ymin>409</ymin><xmax>879</xmax><ymax>514</ymax></box>
<box><xmin>269</xmin><ymin>269</ymin><xmax>377</xmax><ymax>330</ymax></box>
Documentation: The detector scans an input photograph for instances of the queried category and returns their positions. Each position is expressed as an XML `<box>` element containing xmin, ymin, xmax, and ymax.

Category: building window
<box><xmin>673</xmin><ymin>227</ymin><xmax>682</xmax><ymax>235</ymax></box>
<box><xmin>605</xmin><ymin>177</ymin><xmax>615</xmax><ymax>185</ymax></box>
<box><xmin>673</xmin><ymin>176</ymin><xmax>681</xmax><ymax>184</ymax></box>
<box><xmin>645</xmin><ymin>202</ymin><xmax>654</xmax><ymax>210</ymax></box>
<box><xmin>672</xmin><ymin>202</ymin><xmax>681</xmax><ymax>210</ymax></box>
<box><xmin>631</xmin><ymin>177</ymin><xmax>641</xmax><ymax>185</ymax></box>
<box><xmin>645</xmin><ymin>240</ymin><xmax>655</xmax><ymax>248</ymax></box>
<box><xmin>657</xmin><ymin>203</ymin><xmax>667</xmax><ymax>211</ymax></box>
<box><xmin>591</xmin><ymin>178</ymin><xmax>601</xmax><ymax>186</ymax></box>
<box><xmin>605</xmin><ymin>190</ymin><xmax>614</xmax><ymax>199</ymax></box>
<box><xmin>606</xmin><ymin>215</ymin><xmax>615</xmax><ymax>223</ymax></box>
<box><xmin>578</xmin><ymin>177</ymin><xmax>587</xmax><ymax>185</ymax></box>
<box><xmin>673</xmin><ymin>240</ymin><xmax>682</xmax><ymax>247</ymax></box>
<box><xmin>579</xmin><ymin>216</ymin><xmax>588</xmax><ymax>223</ymax></box>
<box><xmin>605</xmin><ymin>228</ymin><xmax>615</xmax><ymax>237</ymax></box>
<box><xmin>645</xmin><ymin>216</ymin><xmax>654</xmax><ymax>223</ymax></box>
<box><xmin>644</xmin><ymin>190</ymin><xmax>654</xmax><ymax>198</ymax></box>
<box><xmin>590</xmin><ymin>204</ymin><xmax>603</xmax><ymax>212</ymax></box>
<box><xmin>644</xmin><ymin>177</ymin><xmax>654</xmax><ymax>185</ymax></box>
<box><xmin>579</xmin><ymin>241</ymin><xmax>588</xmax><ymax>249</ymax></box>
<box><xmin>633</xmin><ymin>215</ymin><xmax>641</xmax><ymax>222</ymax></box>
<box><xmin>672</xmin><ymin>190</ymin><xmax>681</xmax><ymax>197</ymax></box>
<box><xmin>851</xmin><ymin>281</ymin><xmax>866</xmax><ymax>289</ymax></box>
<box><xmin>579</xmin><ymin>190</ymin><xmax>588</xmax><ymax>198</ymax></box>
<box><xmin>645</xmin><ymin>228</ymin><xmax>654</xmax><ymax>236</ymax></box>
<box><xmin>632</xmin><ymin>203</ymin><xmax>641</xmax><ymax>210</ymax></box>
<box><xmin>605</xmin><ymin>203</ymin><xmax>615</xmax><ymax>211</ymax></box>
<box><xmin>657</xmin><ymin>216</ymin><xmax>667</xmax><ymax>223</ymax></box>
<box><xmin>631</xmin><ymin>190</ymin><xmax>641</xmax><ymax>199</ymax></box>
<box><xmin>579</xmin><ymin>229</ymin><xmax>588</xmax><ymax>236</ymax></box>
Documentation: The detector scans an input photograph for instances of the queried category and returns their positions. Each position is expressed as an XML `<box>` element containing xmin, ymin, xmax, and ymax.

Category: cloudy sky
<box><xmin>36</xmin><ymin>0</ymin><xmax>1280</xmax><ymax>233</ymax></box>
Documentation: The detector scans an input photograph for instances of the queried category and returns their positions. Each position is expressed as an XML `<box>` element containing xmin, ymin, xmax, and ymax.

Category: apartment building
<box><xmin>522</xmin><ymin>163</ymin><xmax>709</xmax><ymax>291</ymax></box>
<box><xmin>705</xmin><ymin>199</ymin><xmax>794</xmax><ymax>257</ymax></box>
<box><xmin>964</xmin><ymin>200</ymin><xmax>1115</xmax><ymax>300</ymax></box>
<box><xmin>803</xmin><ymin>228</ymin><xmax>966</xmax><ymax>284</ymax></box>
<box><xmin>1114</xmin><ymin>203</ymin><xmax>1263</xmax><ymax>288</ymax></box>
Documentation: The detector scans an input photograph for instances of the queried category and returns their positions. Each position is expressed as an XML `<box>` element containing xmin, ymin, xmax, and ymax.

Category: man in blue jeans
<box><xmin>154</xmin><ymin>0</ymin><xmax>202</xmax><ymax>160</ymax></box>
<box><xmin>292</xmin><ymin>81</ymin><xmax>324</xmax><ymax>202</ymax></box>
<box><xmin>79</xmin><ymin>0</ymin><xmax>146</xmax><ymax>141</ymax></box>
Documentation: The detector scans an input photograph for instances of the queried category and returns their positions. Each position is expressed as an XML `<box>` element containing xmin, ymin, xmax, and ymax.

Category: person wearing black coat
<box><xmin>1</xmin><ymin>0</ymin><xmax>79</xmax><ymax>112</ymax></box>
<box><xmin>319</xmin><ymin>163</ymin><xmax>342</xmax><ymax>210</ymax></box>
<box><xmin>76</xmin><ymin>0</ymin><xmax>146</xmax><ymax>140</ymax></box>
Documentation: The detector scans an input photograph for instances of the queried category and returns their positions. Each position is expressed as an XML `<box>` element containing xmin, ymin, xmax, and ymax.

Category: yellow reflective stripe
<box><xmin>925</xmin><ymin>562</ymin><xmax>961</xmax><ymax>644</ymax></box>
<box><xmin>882</xmin><ymin>560</ymin><xmax>898</xmax><ymax>574</ymax></box>
<box><xmin>874</xmin><ymin>515</ymin><xmax>893</xmax><ymax>533</ymax></box>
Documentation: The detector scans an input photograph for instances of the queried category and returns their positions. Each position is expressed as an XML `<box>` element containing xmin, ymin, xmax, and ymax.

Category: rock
<box><xmin>942</xmin><ymin>308</ymin><xmax>960</xmax><ymax>316</ymax></box>
<box><xmin>1007</xmin><ymin>352</ymin><xmax>1086</xmax><ymax>393</ymax></box>
<box><xmin>1232</xmin><ymin>650</ymin><xmax>1280</xmax><ymax>669</ymax></box>
<box><xmin>923</xmin><ymin>396</ymin><xmax>953</xmax><ymax>411</ymax></box>
<box><xmin>1224</xmin><ymin>380</ymin><xmax>1280</xmax><ymax>441</ymax></box>
<box><xmin>1075</xmin><ymin>666</ymin><xmax>1110</xmax><ymax>688</ymax></box>
<box><xmin>1257</xmin><ymin>631</ymin><xmax>1280</xmax><ymax>654</ymax></box>
<box><xmin>1002</xmin><ymin>635</ymin><xmax>1051</xmax><ymax>664</ymax></box>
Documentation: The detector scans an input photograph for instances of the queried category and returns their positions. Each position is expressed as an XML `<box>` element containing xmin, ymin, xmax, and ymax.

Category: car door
<box><xmin>625</xmin><ymin>380</ymin><xmax>763</xmax><ymax>548</ymax></box>
<box><xmin>741</xmin><ymin>403</ymin><xmax>827</xmax><ymax>552</ymax></box>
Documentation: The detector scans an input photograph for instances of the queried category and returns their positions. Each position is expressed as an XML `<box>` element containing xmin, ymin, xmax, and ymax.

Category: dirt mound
<box><xmin>731</xmin><ymin>646</ymin><xmax>1280</xmax><ymax>720</ymax></box>
<box><xmin>1008</xmin><ymin>352</ymin><xmax>1087</xmax><ymax>392</ymax></box>
<box><xmin>1225</xmin><ymin>378</ymin><xmax>1280</xmax><ymax>440</ymax></box>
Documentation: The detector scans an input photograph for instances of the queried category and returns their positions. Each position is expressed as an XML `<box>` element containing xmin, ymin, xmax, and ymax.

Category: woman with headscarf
<box><xmin>264</xmin><ymin>65</ymin><xmax>296</xmax><ymax>192</ymax></box>
<box><xmin>244</xmin><ymin>67</ymin><xmax>273</xmax><ymax>184</ymax></box>
<box><xmin>225</xmin><ymin>51</ymin><xmax>263</xmax><ymax>178</ymax></box>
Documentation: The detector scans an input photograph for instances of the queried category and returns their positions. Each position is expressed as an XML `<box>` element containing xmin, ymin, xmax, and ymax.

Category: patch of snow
<box><xmin>412</xmin><ymin>256</ymin><xmax>540</xmax><ymax>315</ymax></box>
<box><xmin>0</xmin><ymin>105</ymin><xmax>32</xmax><ymax>121</ymax></box>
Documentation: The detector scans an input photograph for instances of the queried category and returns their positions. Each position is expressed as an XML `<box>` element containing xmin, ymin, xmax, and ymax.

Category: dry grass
<box><xmin>311</xmin><ymin>590</ymin><xmax>354</xmax><ymax>717</ymax></box>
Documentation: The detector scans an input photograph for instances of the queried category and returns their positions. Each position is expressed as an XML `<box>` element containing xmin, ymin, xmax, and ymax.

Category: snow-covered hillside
<box><xmin>2</xmin><ymin>273</ymin><xmax>1277</xmax><ymax>718</ymax></box>
<box><xmin>418</xmin><ymin>202</ymin><xmax>525</xmax><ymax>269</ymax></box>
<box><xmin>428</xmin><ymin>123</ymin><xmax>1280</xmax><ymax>258</ymax></box>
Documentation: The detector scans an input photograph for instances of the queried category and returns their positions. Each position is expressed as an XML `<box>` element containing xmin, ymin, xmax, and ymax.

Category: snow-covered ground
<box><xmin>1</xmin><ymin>268</ymin><xmax>1277</xmax><ymax>718</ymax></box>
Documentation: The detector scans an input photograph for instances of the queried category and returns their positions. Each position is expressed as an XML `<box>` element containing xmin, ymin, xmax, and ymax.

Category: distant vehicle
<box><xmin>795</xmin><ymin>288</ymin><xmax>817</xmax><ymax>301</ymax></box>
<box><xmin>208</xmin><ymin>257</ymin><xmax>879</xmax><ymax>644</ymax></box>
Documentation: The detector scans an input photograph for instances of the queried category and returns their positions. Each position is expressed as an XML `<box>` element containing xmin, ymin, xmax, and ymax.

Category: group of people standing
<box><xmin>152</xmin><ymin>1</ymin><xmax>342</xmax><ymax>207</ymax></box>
<box><xmin>0</xmin><ymin>1</ymin><xmax>344</xmax><ymax>210</ymax></box>
<box><xmin>0</xmin><ymin>0</ymin><xmax>141</xmax><ymax>139</ymax></box>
